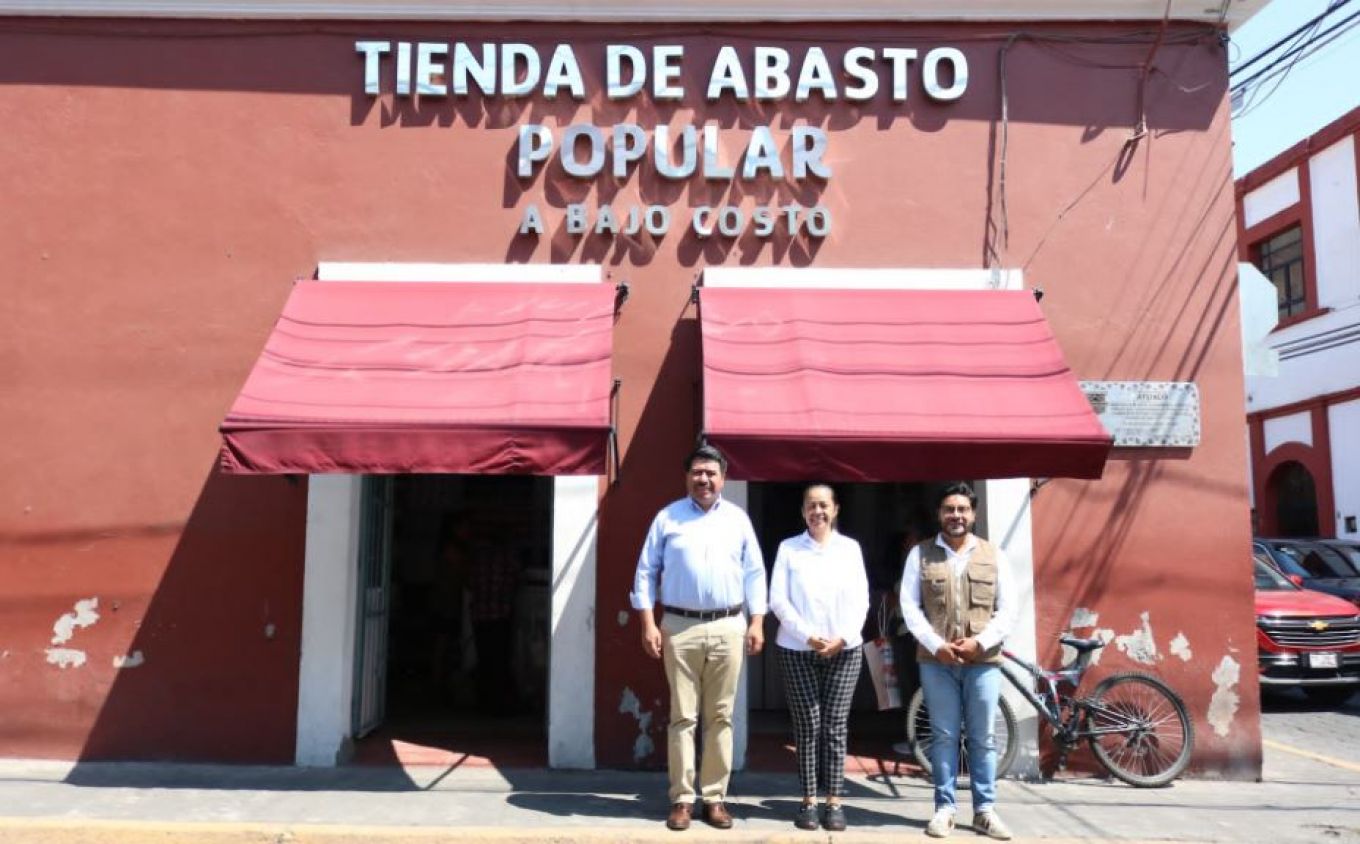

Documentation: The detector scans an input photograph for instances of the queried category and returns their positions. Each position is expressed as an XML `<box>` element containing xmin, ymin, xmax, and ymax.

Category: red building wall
<box><xmin>0</xmin><ymin>18</ymin><xmax>1258</xmax><ymax>774</ymax></box>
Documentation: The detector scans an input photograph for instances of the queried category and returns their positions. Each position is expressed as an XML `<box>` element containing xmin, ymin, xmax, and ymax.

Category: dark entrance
<box><xmin>352</xmin><ymin>474</ymin><xmax>552</xmax><ymax>766</ymax></box>
<box><xmin>745</xmin><ymin>481</ymin><xmax>941</xmax><ymax>769</ymax></box>
<box><xmin>1271</xmin><ymin>461</ymin><xmax>1319</xmax><ymax>538</ymax></box>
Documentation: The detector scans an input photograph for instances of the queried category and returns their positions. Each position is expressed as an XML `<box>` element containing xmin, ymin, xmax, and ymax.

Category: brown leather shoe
<box><xmin>666</xmin><ymin>802</ymin><xmax>692</xmax><ymax>831</ymax></box>
<box><xmin>703</xmin><ymin>801</ymin><xmax>734</xmax><ymax>829</ymax></box>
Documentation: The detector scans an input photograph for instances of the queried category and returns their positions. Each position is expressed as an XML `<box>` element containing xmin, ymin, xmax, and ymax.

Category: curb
<box><xmin>0</xmin><ymin>818</ymin><xmax>1212</xmax><ymax>844</ymax></box>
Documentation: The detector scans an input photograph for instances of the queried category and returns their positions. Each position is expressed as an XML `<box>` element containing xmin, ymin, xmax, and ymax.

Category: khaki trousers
<box><xmin>661</xmin><ymin>612</ymin><xmax>746</xmax><ymax>805</ymax></box>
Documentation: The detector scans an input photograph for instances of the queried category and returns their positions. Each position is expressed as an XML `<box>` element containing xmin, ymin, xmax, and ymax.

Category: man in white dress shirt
<box><xmin>900</xmin><ymin>483</ymin><xmax>1018</xmax><ymax>840</ymax></box>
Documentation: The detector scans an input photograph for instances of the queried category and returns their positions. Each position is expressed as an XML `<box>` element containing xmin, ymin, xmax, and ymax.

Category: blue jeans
<box><xmin>919</xmin><ymin>661</ymin><xmax>1002</xmax><ymax>814</ymax></box>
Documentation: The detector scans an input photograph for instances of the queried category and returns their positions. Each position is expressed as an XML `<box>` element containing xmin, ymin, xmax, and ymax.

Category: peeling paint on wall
<box><xmin>618</xmin><ymin>686</ymin><xmax>655</xmax><ymax>763</ymax></box>
<box><xmin>1114</xmin><ymin>612</ymin><xmax>1161</xmax><ymax>665</ymax></box>
<box><xmin>51</xmin><ymin>598</ymin><xmax>99</xmax><ymax>644</ymax></box>
<box><xmin>45</xmin><ymin>648</ymin><xmax>87</xmax><ymax>669</ymax></box>
<box><xmin>617</xmin><ymin>611</ymin><xmax>630</xmax><ymax>627</ymax></box>
<box><xmin>113</xmin><ymin>650</ymin><xmax>145</xmax><ymax>669</ymax></box>
<box><xmin>1069</xmin><ymin>608</ymin><xmax>1100</xmax><ymax>629</ymax></box>
<box><xmin>1208</xmin><ymin>655</ymin><xmax>1241</xmax><ymax>737</ymax></box>
<box><xmin>45</xmin><ymin>598</ymin><xmax>100</xmax><ymax>670</ymax></box>
<box><xmin>1169</xmin><ymin>633</ymin><xmax>1192</xmax><ymax>662</ymax></box>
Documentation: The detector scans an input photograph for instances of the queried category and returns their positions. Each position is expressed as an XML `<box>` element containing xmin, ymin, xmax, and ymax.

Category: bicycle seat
<box><xmin>1059</xmin><ymin>634</ymin><xmax>1106</xmax><ymax>652</ymax></box>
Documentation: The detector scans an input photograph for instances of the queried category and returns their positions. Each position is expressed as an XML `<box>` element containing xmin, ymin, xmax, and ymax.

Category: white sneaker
<box><xmin>925</xmin><ymin>808</ymin><xmax>956</xmax><ymax>838</ymax></box>
<box><xmin>973</xmin><ymin>810</ymin><xmax>1013</xmax><ymax>840</ymax></box>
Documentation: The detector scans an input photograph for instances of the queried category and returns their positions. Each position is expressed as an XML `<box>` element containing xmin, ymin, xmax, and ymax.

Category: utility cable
<box><xmin>1233</xmin><ymin>6</ymin><xmax>1360</xmax><ymax>118</ymax></box>
<box><xmin>1232</xmin><ymin>5</ymin><xmax>1360</xmax><ymax>93</ymax></box>
<box><xmin>1229</xmin><ymin>0</ymin><xmax>1352</xmax><ymax>77</ymax></box>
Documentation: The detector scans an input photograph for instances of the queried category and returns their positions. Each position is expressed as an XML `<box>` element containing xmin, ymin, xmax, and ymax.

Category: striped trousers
<box><xmin>778</xmin><ymin>644</ymin><xmax>863</xmax><ymax>799</ymax></box>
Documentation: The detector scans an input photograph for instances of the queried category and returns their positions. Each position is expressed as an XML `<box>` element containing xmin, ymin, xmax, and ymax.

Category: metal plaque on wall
<box><xmin>1078</xmin><ymin>381</ymin><xmax>1201</xmax><ymax>447</ymax></box>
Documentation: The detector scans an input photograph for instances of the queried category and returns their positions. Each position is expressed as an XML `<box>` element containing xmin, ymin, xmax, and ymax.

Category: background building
<box><xmin>1239</xmin><ymin>106</ymin><xmax>1360</xmax><ymax>539</ymax></box>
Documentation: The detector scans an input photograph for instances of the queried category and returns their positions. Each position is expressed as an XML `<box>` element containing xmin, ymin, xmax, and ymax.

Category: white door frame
<box><xmin>293</xmin><ymin>263</ymin><xmax>603</xmax><ymax>768</ymax></box>
<box><xmin>295</xmin><ymin>474</ymin><xmax>364</xmax><ymax>766</ymax></box>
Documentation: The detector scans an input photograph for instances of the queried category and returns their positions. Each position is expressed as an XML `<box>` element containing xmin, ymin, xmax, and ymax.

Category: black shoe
<box><xmin>794</xmin><ymin>803</ymin><xmax>819</xmax><ymax>830</ymax></box>
<box><xmin>822</xmin><ymin>803</ymin><xmax>847</xmax><ymax>832</ymax></box>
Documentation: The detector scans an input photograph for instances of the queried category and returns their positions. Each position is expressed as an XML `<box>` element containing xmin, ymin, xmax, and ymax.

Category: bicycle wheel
<box><xmin>906</xmin><ymin>687</ymin><xmax>1018</xmax><ymax>780</ymax></box>
<box><xmin>1084</xmin><ymin>673</ymin><xmax>1194</xmax><ymax>787</ymax></box>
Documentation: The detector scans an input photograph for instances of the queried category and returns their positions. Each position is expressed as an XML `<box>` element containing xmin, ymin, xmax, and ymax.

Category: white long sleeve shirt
<box><xmin>899</xmin><ymin>533</ymin><xmax>1018</xmax><ymax>657</ymax></box>
<box><xmin>769</xmin><ymin>531</ymin><xmax>871</xmax><ymax>651</ymax></box>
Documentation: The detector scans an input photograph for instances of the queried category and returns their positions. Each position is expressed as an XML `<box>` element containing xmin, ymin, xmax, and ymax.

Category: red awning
<box><xmin>220</xmin><ymin>280</ymin><xmax>614</xmax><ymax>475</ymax></box>
<box><xmin>700</xmin><ymin>287</ymin><xmax>1111</xmax><ymax>482</ymax></box>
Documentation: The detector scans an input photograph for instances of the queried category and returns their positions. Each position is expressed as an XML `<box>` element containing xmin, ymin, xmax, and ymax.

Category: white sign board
<box><xmin>1079</xmin><ymin>381</ymin><xmax>1201</xmax><ymax>448</ymax></box>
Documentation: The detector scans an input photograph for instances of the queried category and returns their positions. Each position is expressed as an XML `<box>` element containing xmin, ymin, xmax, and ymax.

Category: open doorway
<box><xmin>1270</xmin><ymin>461</ymin><xmax>1319</xmax><ymax>537</ymax></box>
<box><xmin>744</xmin><ymin>481</ymin><xmax>944</xmax><ymax>769</ymax></box>
<box><xmin>352</xmin><ymin>474</ymin><xmax>553</xmax><ymax>766</ymax></box>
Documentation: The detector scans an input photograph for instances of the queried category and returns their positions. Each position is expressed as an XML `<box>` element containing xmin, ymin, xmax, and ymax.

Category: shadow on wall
<box><xmin>1021</xmin><ymin>131</ymin><xmax>1260</xmax><ymax>777</ymax></box>
<box><xmin>0</xmin><ymin>19</ymin><xmax>1228</xmax><ymax>274</ymax></box>
<box><xmin>594</xmin><ymin>312</ymin><xmax>703</xmax><ymax>770</ymax></box>
<box><xmin>1039</xmin><ymin>180</ymin><xmax>1242</xmax><ymax>593</ymax></box>
<box><xmin>67</xmin><ymin>461</ymin><xmax>308</xmax><ymax>766</ymax></box>
<box><xmin>1034</xmin><ymin>103</ymin><xmax>1244</xmax><ymax>606</ymax></box>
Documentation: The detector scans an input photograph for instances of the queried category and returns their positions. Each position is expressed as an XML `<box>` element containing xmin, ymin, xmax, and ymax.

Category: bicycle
<box><xmin>905</xmin><ymin>634</ymin><xmax>1195</xmax><ymax>787</ymax></box>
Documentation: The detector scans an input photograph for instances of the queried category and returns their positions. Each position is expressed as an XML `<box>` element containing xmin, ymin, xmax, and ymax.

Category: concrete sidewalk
<box><xmin>0</xmin><ymin>742</ymin><xmax>1355</xmax><ymax>844</ymax></box>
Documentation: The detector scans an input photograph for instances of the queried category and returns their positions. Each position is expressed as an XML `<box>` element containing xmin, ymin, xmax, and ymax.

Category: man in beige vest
<box><xmin>900</xmin><ymin>483</ymin><xmax>1018</xmax><ymax>840</ymax></box>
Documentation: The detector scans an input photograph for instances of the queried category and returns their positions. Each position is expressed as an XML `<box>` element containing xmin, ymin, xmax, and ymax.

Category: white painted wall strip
<box><xmin>723</xmin><ymin>478</ymin><xmax>750</xmax><ymax>771</ymax></box>
<box><xmin>703</xmin><ymin>266</ymin><xmax>1024</xmax><ymax>291</ymax></box>
<box><xmin>0</xmin><ymin>1</ymin><xmax>1268</xmax><ymax>28</ymax></box>
<box><xmin>1328</xmin><ymin>400</ymin><xmax>1360</xmax><ymax>539</ymax></box>
<box><xmin>1263</xmin><ymin>411</ymin><xmax>1313</xmax><ymax>454</ymax></box>
<box><xmin>317</xmin><ymin>261</ymin><xmax>602</xmax><ymax>283</ymax></box>
<box><xmin>982</xmin><ymin>478</ymin><xmax>1041</xmax><ymax>780</ymax></box>
<box><xmin>1308</xmin><ymin>136</ymin><xmax>1360</xmax><ymax>309</ymax></box>
<box><xmin>1241</xmin><ymin>168</ymin><xmax>1300</xmax><ymax>229</ymax></box>
<box><xmin>549</xmin><ymin>475</ymin><xmax>600</xmax><ymax>769</ymax></box>
<box><xmin>296</xmin><ymin>475</ymin><xmax>364</xmax><ymax>767</ymax></box>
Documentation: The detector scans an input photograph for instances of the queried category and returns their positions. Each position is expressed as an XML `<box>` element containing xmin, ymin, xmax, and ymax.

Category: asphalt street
<box><xmin>1259</xmin><ymin>687</ymin><xmax>1360</xmax><ymax>769</ymax></box>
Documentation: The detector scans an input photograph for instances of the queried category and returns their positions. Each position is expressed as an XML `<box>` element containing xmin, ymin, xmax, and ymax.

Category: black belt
<box><xmin>663</xmin><ymin>604</ymin><xmax>743</xmax><ymax>621</ymax></box>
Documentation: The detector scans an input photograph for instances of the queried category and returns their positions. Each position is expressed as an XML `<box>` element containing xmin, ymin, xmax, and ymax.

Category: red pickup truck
<box><xmin>1255</xmin><ymin>555</ymin><xmax>1360</xmax><ymax>706</ymax></box>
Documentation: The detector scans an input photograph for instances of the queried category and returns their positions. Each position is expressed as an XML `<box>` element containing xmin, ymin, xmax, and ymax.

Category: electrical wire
<box><xmin>1229</xmin><ymin>0</ymin><xmax>1353</xmax><ymax>77</ymax></box>
<box><xmin>1232</xmin><ymin>3</ymin><xmax>1356</xmax><ymax>91</ymax></box>
<box><xmin>984</xmin><ymin>22</ymin><xmax>1217</xmax><ymax>270</ymax></box>
<box><xmin>1233</xmin><ymin>4</ymin><xmax>1360</xmax><ymax>118</ymax></box>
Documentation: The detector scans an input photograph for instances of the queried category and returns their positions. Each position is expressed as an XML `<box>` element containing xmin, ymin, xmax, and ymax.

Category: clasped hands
<box><xmin>806</xmin><ymin>635</ymin><xmax>845</xmax><ymax>658</ymax></box>
<box><xmin>934</xmin><ymin>637</ymin><xmax>983</xmax><ymax>665</ymax></box>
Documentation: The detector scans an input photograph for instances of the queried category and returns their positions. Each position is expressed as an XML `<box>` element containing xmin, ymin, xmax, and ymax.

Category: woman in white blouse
<box><xmin>769</xmin><ymin>484</ymin><xmax>871</xmax><ymax>832</ymax></box>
